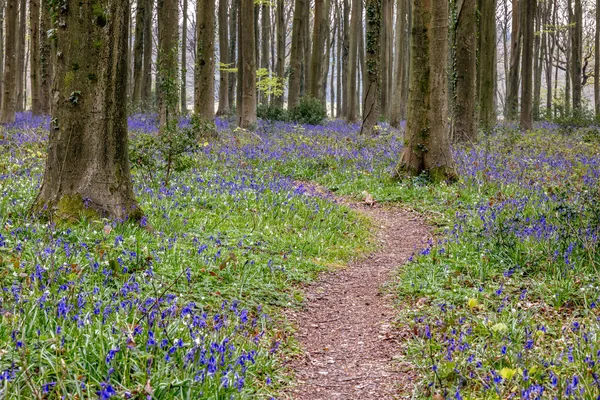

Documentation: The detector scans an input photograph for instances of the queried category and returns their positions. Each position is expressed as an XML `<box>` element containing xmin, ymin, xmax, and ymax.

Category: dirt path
<box><xmin>284</xmin><ymin>192</ymin><xmax>430</xmax><ymax>400</ymax></box>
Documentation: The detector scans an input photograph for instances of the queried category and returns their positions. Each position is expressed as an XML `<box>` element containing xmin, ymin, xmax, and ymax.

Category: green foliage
<box><xmin>256</xmin><ymin>68</ymin><xmax>285</xmax><ymax>98</ymax></box>
<box><xmin>289</xmin><ymin>96</ymin><xmax>327</xmax><ymax>126</ymax></box>
<box><xmin>257</xmin><ymin>104</ymin><xmax>289</xmax><ymax>122</ymax></box>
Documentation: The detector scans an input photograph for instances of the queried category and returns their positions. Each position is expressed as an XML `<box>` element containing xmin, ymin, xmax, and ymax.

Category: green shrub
<box><xmin>289</xmin><ymin>96</ymin><xmax>327</xmax><ymax>125</ymax></box>
<box><xmin>257</xmin><ymin>103</ymin><xmax>289</xmax><ymax>122</ymax></box>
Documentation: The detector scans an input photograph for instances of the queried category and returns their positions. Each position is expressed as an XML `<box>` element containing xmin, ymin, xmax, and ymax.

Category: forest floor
<box><xmin>285</xmin><ymin>184</ymin><xmax>430</xmax><ymax>399</ymax></box>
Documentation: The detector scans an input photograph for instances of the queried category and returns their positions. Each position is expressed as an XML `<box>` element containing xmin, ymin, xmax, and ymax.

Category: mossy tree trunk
<box><xmin>157</xmin><ymin>0</ymin><xmax>179</xmax><ymax>128</ymax></box>
<box><xmin>453</xmin><ymin>0</ymin><xmax>477</xmax><ymax>143</ymax></box>
<box><xmin>360</xmin><ymin>0</ymin><xmax>381</xmax><ymax>136</ymax></box>
<box><xmin>35</xmin><ymin>0</ymin><xmax>140</xmax><ymax>221</ymax></box>
<box><xmin>237</xmin><ymin>0</ymin><xmax>257</xmax><ymax>128</ymax></box>
<box><xmin>39</xmin><ymin>0</ymin><xmax>52</xmax><ymax>114</ymax></box>
<box><xmin>477</xmin><ymin>0</ymin><xmax>496</xmax><ymax>133</ymax></box>
<box><xmin>0</xmin><ymin>0</ymin><xmax>17</xmax><ymax>124</ymax></box>
<box><xmin>217</xmin><ymin>0</ymin><xmax>230</xmax><ymax>115</ymax></box>
<box><xmin>141</xmin><ymin>0</ymin><xmax>154</xmax><ymax>110</ymax></box>
<box><xmin>132</xmin><ymin>0</ymin><xmax>145</xmax><ymax>108</ymax></box>
<box><xmin>519</xmin><ymin>0</ymin><xmax>534</xmax><ymax>131</ymax></box>
<box><xmin>194</xmin><ymin>0</ymin><xmax>215</xmax><ymax>120</ymax></box>
<box><xmin>394</xmin><ymin>0</ymin><xmax>455</xmax><ymax>181</ymax></box>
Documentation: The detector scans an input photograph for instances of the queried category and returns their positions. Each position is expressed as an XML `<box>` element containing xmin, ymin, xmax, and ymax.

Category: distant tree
<box><xmin>506</xmin><ymin>0</ymin><xmax>521</xmax><ymax>120</ymax></box>
<box><xmin>346</xmin><ymin>0</ymin><xmax>360</xmax><ymax>122</ymax></box>
<box><xmin>141</xmin><ymin>0</ymin><xmax>154</xmax><ymax>110</ymax></box>
<box><xmin>379</xmin><ymin>0</ymin><xmax>392</xmax><ymax>120</ymax></box>
<box><xmin>273</xmin><ymin>0</ymin><xmax>285</xmax><ymax>108</ymax></box>
<box><xmin>260</xmin><ymin>0</ymin><xmax>271</xmax><ymax>104</ymax></box>
<box><xmin>181</xmin><ymin>0</ymin><xmax>188</xmax><ymax>112</ymax></box>
<box><xmin>34</xmin><ymin>0</ymin><xmax>140</xmax><ymax>220</ymax></box>
<box><xmin>29</xmin><ymin>0</ymin><xmax>42</xmax><ymax>115</ymax></box>
<box><xmin>394</xmin><ymin>0</ymin><xmax>455</xmax><ymax>181</ymax></box>
<box><xmin>228</xmin><ymin>0</ymin><xmax>238</xmax><ymax>111</ymax></box>
<box><xmin>16</xmin><ymin>0</ymin><xmax>26</xmax><ymax>112</ymax></box>
<box><xmin>453</xmin><ymin>0</ymin><xmax>477</xmax><ymax>143</ymax></box>
<box><xmin>360</xmin><ymin>0</ymin><xmax>381</xmax><ymax>136</ymax></box>
<box><xmin>217</xmin><ymin>0</ymin><xmax>230</xmax><ymax>115</ymax></box>
<box><xmin>132</xmin><ymin>0</ymin><xmax>146</xmax><ymax>108</ymax></box>
<box><xmin>39</xmin><ymin>0</ymin><xmax>51</xmax><ymax>113</ymax></box>
<box><xmin>390</xmin><ymin>0</ymin><xmax>409</xmax><ymax>127</ymax></box>
<box><xmin>571</xmin><ymin>0</ymin><xmax>582</xmax><ymax>112</ymax></box>
<box><xmin>0</xmin><ymin>0</ymin><xmax>17</xmax><ymax>124</ymax></box>
<box><xmin>520</xmin><ymin>0</ymin><xmax>535</xmax><ymax>130</ymax></box>
<box><xmin>157</xmin><ymin>0</ymin><xmax>179</xmax><ymax>128</ymax></box>
<box><xmin>194</xmin><ymin>0</ymin><xmax>215</xmax><ymax>120</ymax></box>
<box><xmin>477</xmin><ymin>0</ymin><xmax>496</xmax><ymax>132</ymax></box>
<box><xmin>237</xmin><ymin>0</ymin><xmax>257</xmax><ymax>128</ymax></box>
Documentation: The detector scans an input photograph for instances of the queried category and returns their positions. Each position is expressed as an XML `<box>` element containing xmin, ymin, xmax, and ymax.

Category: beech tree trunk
<box><xmin>520</xmin><ymin>0</ymin><xmax>534</xmax><ymax>130</ymax></box>
<box><xmin>260</xmin><ymin>1</ymin><xmax>271</xmax><ymax>104</ymax></box>
<box><xmin>360</xmin><ymin>0</ymin><xmax>381</xmax><ymax>136</ymax></box>
<box><xmin>181</xmin><ymin>0</ymin><xmax>188</xmax><ymax>112</ymax></box>
<box><xmin>506</xmin><ymin>0</ymin><xmax>521</xmax><ymax>120</ymax></box>
<box><xmin>596</xmin><ymin>0</ymin><xmax>600</xmax><ymax>118</ymax></box>
<box><xmin>157</xmin><ymin>0</ymin><xmax>179</xmax><ymax>128</ymax></box>
<box><xmin>39</xmin><ymin>0</ymin><xmax>51</xmax><ymax>113</ymax></box>
<box><xmin>238</xmin><ymin>0</ymin><xmax>257</xmax><ymax>128</ymax></box>
<box><xmin>0</xmin><ymin>0</ymin><xmax>4</xmax><ymax>109</ymax></box>
<box><xmin>571</xmin><ymin>0</ymin><xmax>582</xmax><ymax>113</ymax></box>
<box><xmin>0</xmin><ymin>0</ymin><xmax>17</xmax><ymax>124</ymax></box>
<box><xmin>346</xmin><ymin>0</ymin><xmax>360</xmax><ymax>122</ymax></box>
<box><xmin>217</xmin><ymin>0</ymin><xmax>230</xmax><ymax>115</ymax></box>
<box><xmin>288</xmin><ymin>0</ymin><xmax>306</xmax><ymax>109</ymax></box>
<box><xmin>395</xmin><ymin>0</ymin><xmax>455</xmax><ymax>181</ymax></box>
<box><xmin>35</xmin><ymin>0</ymin><xmax>140</xmax><ymax>221</ymax></box>
<box><xmin>141</xmin><ymin>0</ymin><xmax>154</xmax><ymax>110</ymax></box>
<box><xmin>379</xmin><ymin>0</ymin><xmax>391</xmax><ymax>119</ymax></box>
<box><xmin>16</xmin><ymin>0</ymin><xmax>26</xmax><ymax>112</ymax></box>
<box><xmin>273</xmin><ymin>0</ymin><xmax>285</xmax><ymax>108</ymax></box>
<box><xmin>228</xmin><ymin>0</ymin><xmax>238</xmax><ymax>111</ymax></box>
<box><xmin>453</xmin><ymin>0</ymin><xmax>477</xmax><ymax>143</ymax></box>
<box><xmin>390</xmin><ymin>0</ymin><xmax>409</xmax><ymax>127</ymax></box>
<box><xmin>309</xmin><ymin>0</ymin><xmax>328</xmax><ymax>102</ymax></box>
<box><xmin>132</xmin><ymin>0</ymin><xmax>145</xmax><ymax>108</ymax></box>
<box><xmin>341</xmin><ymin>0</ymin><xmax>349</xmax><ymax>116</ymax></box>
<box><xmin>477</xmin><ymin>0</ymin><xmax>496</xmax><ymax>132</ymax></box>
<box><xmin>194</xmin><ymin>0</ymin><xmax>215</xmax><ymax>120</ymax></box>
<box><xmin>29</xmin><ymin>0</ymin><xmax>42</xmax><ymax>115</ymax></box>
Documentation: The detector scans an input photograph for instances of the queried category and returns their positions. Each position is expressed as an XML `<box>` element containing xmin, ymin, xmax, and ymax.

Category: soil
<box><xmin>284</xmin><ymin>186</ymin><xmax>430</xmax><ymax>399</ymax></box>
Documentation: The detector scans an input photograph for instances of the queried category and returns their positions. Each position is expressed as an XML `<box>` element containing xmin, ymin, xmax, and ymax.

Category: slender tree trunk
<box><xmin>330</xmin><ymin>16</ymin><xmax>336</xmax><ymax>116</ymax></box>
<box><xmin>0</xmin><ymin>0</ymin><xmax>4</xmax><ymax>108</ymax></box>
<box><xmin>303</xmin><ymin>0</ymin><xmax>311</xmax><ymax>96</ymax></box>
<box><xmin>453</xmin><ymin>0</ymin><xmax>477</xmax><ymax>143</ymax></box>
<box><xmin>341</xmin><ymin>0</ymin><xmax>349</xmax><ymax>116</ymax></box>
<box><xmin>261</xmin><ymin>1</ymin><xmax>271</xmax><ymax>104</ymax></box>
<box><xmin>309</xmin><ymin>0</ymin><xmax>328</xmax><ymax>102</ymax></box>
<box><xmin>39</xmin><ymin>0</ymin><xmax>51</xmax><ymax>113</ymax></box>
<box><xmin>132</xmin><ymin>0</ymin><xmax>146</xmax><ymax>108</ymax></box>
<box><xmin>228</xmin><ymin>0</ymin><xmax>238</xmax><ymax>111</ymax></box>
<box><xmin>360</xmin><ymin>0</ymin><xmax>381</xmax><ymax>135</ymax></box>
<box><xmin>379</xmin><ymin>0</ymin><xmax>391</xmax><ymax>119</ymax></box>
<box><xmin>35</xmin><ymin>0</ymin><xmax>140</xmax><ymax>220</ymax></box>
<box><xmin>390</xmin><ymin>0</ymin><xmax>408</xmax><ymax>127</ymax></box>
<box><xmin>336</xmin><ymin>2</ymin><xmax>342</xmax><ymax>116</ymax></box>
<box><xmin>288</xmin><ymin>0</ymin><xmax>306</xmax><ymax>109</ymax></box>
<box><xmin>194</xmin><ymin>0</ymin><xmax>215</xmax><ymax>120</ymax></box>
<box><xmin>29</xmin><ymin>0</ymin><xmax>41</xmax><ymax>115</ymax></box>
<box><xmin>273</xmin><ymin>0</ymin><xmax>285</xmax><ymax>108</ymax></box>
<box><xmin>506</xmin><ymin>0</ymin><xmax>521</xmax><ymax>120</ymax></box>
<box><xmin>181</xmin><ymin>0</ymin><xmax>188</xmax><ymax>112</ymax></box>
<box><xmin>596</xmin><ymin>0</ymin><xmax>600</xmax><ymax>118</ymax></box>
<box><xmin>395</xmin><ymin>0</ymin><xmax>454</xmax><ymax>181</ymax></box>
<box><xmin>532</xmin><ymin>1</ymin><xmax>541</xmax><ymax>120</ymax></box>
<box><xmin>238</xmin><ymin>0</ymin><xmax>257</xmax><ymax>127</ymax></box>
<box><xmin>16</xmin><ymin>0</ymin><xmax>26</xmax><ymax>112</ymax></box>
<box><xmin>478</xmin><ymin>0</ymin><xmax>497</xmax><ymax>132</ymax></box>
<box><xmin>520</xmin><ymin>0</ymin><xmax>534</xmax><ymax>130</ymax></box>
<box><xmin>358</xmin><ymin>6</ymin><xmax>366</xmax><ymax>108</ymax></box>
<box><xmin>217</xmin><ymin>0</ymin><xmax>230</xmax><ymax>115</ymax></box>
<box><xmin>157</xmin><ymin>0</ymin><xmax>180</xmax><ymax>128</ymax></box>
<box><xmin>142</xmin><ymin>0</ymin><xmax>154</xmax><ymax>110</ymax></box>
<box><xmin>346</xmin><ymin>0</ymin><xmax>359</xmax><ymax>122</ymax></box>
<box><xmin>571</xmin><ymin>0</ymin><xmax>582</xmax><ymax>113</ymax></box>
<box><xmin>0</xmin><ymin>0</ymin><xmax>17</xmax><ymax>124</ymax></box>
<box><xmin>544</xmin><ymin>0</ymin><xmax>554</xmax><ymax>119</ymax></box>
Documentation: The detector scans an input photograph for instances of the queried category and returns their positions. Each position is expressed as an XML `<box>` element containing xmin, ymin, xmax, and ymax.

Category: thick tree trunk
<box><xmin>238</xmin><ymin>0</ymin><xmax>257</xmax><ymax>127</ymax></box>
<box><xmin>288</xmin><ymin>0</ymin><xmax>306</xmax><ymax>109</ymax></box>
<box><xmin>395</xmin><ymin>0</ymin><xmax>454</xmax><ymax>181</ymax></box>
<box><xmin>132</xmin><ymin>0</ymin><xmax>145</xmax><ymax>108</ymax></box>
<box><xmin>477</xmin><ymin>0</ymin><xmax>496</xmax><ymax>132</ymax></box>
<box><xmin>0</xmin><ymin>0</ymin><xmax>17</xmax><ymax>124</ymax></box>
<box><xmin>571</xmin><ymin>0</ymin><xmax>582</xmax><ymax>113</ymax></box>
<box><xmin>181</xmin><ymin>0</ymin><xmax>188</xmax><ymax>112</ymax></box>
<box><xmin>596</xmin><ymin>0</ymin><xmax>600</xmax><ymax>118</ymax></box>
<box><xmin>16</xmin><ymin>0</ymin><xmax>26</xmax><ymax>112</ymax></box>
<box><xmin>35</xmin><ymin>0</ymin><xmax>140</xmax><ymax>221</ymax></box>
<box><xmin>141</xmin><ymin>0</ymin><xmax>154</xmax><ymax>110</ymax></box>
<box><xmin>228</xmin><ymin>0</ymin><xmax>238</xmax><ymax>111</ymax></box>
<box><xmin>453</xmin><ymin>0</ymin><xmax>477</xmax><ymax>143</ymax></box>
<box><xmin>520</xmin><ymin>0</ymin><xmax>534</xmax><ymax>130</ymax></box>
<box><xmin>309</xmin><ymin>0</ymin><xmax>328</xmax><ymax>102</ymax></box>
<box><xmin>157</xmin><ymin>0</ymin><xmax>179</xmax><ymax>128</ymax></box>
<box><xmin>360</xmin><ymin>0</ymin><xmax>381</xmax><ymax>135</ymax></box>
<box><xmin>29</xmin><ymin>0</ymin><xmax>41</xmax><ymax>115</ymax></box>
<box><xmin>346</xmin><ymin>0</ymin><xmax>360</xmax><ymax>122</ymax></box>
<box><xmin>506</xmin><ymin>0</ymin><xmax>521</xmax><ymax>120</ymax></box>
<box><xmin>217</xmin><ymin>0</ymin><xmax>230</xmax><ymax>114</ymax></box>
<box><xmin>39</xmin><ymin>0</ymin><xmax>51</xmax><ymax>113</ymax></box>
<box><xmin>194</xmin><ymin>0</ymin><xmax>215</xmax><ymax>120</ymax></box>
<box><xmin>273</xmin><ymin>0</ymin><xmax>285</xmax><ymax>108</ymax></box>
<box><xmin>390</xmin><ymin>0</ymin><xmax>408</xmax><ymax>127</ymax></box>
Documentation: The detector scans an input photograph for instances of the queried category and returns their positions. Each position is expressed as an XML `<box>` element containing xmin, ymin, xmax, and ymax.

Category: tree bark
<box><xmin>39</xmin><ymin>0</ymin><xmax>52</xmax><ymax>113</ymax></box>
<box><xmin>309</xmin><ymin>0</ymin><xmax>328</xmax><ymax>102</ymax></box>
<box><xmin>596</xmin><ymin>0</ymin><xmax>600</xmax><ymax>118</ymax></box>
<box><xmin>260</xmin><ymin>1</ymin><xmax>271</xmax><ymax>104</ymax></box>
<box><xmin>532</xmin><ymin>0</ymin><xmax>541</xmax><ymax>120</ymax></box>
<box><xmin>238</xmin><ymin>0</ymin><xmax>257</xmax><ymax>127</ymax></box>
<box><xmin>157</xmin><ymin>0</ymin><xmax>179</xmax><ymax>128</ymax></box>
<box><xmin>390</xmin><ymin>0</ymin><xmax>408</xmax><ymax>127</ymax></box>
<box><xmin>341</xmin><ymin>0</ymin><xmax>349</xmax><ymax>116</ymax></box>
<box><xmin>520</xmin><ymin>0</ymin><xmax>534</xmax><ymax>130</ymax></box>
<box><xmin>571</xmin><ymin>0</ymin><xmax>582</xmax><ymax>113</ymax></box>
<box><xmin>35</xmin><ymin>0</ymin><xmax>140</xmax><ymax>221</ymax></box>
<box><xmin>395</xmin><ymin>0</ymin><xmax>455</xmax><ymax>181</ymax></box>
<box><xmin>477</xmin><ymin>0</ymin><xmax>496</xmax><ymax>132</ymax></box>
<box><xmin>506</xmin><ymin>0</ymin><xmax>521</xmax><ymax>120</ymax></box>
<box><xmin>360</xmin><ymin>0</ymin><xmax>381</xmax><ymax>135</ymax></box>
<box><xmin>0</xmin><ymin>0</ymin><xmax>4</xmax><ymax>109</ymax></box>
<box><xmin>194</xmin><ymin>0</ymin><xmax>215</xmax><ymax>120</ymax></box>
<box><xmin>181</xmin><ymin>0</ymin><xmax>188</xmax><ymax>112</ymax></box>
<box><xmin>228</xmin><ymin>0</ymin><xmax>238</xmax><ymax>111</ymax></box>
<box><xmin>346</xmin><ymin>0</ymin><xmax>360</xmax><ymax>122</ymax></box>
<box><xmin>141</xmin><ymin>0</ymin><xmax>154</xmax><ymax>110</ymax></box>
<box><xmin>453</xmin><ymin>0</ymin><xmax>477</xmax><ymax>143</ymax></box>
<box><xmin>132</xmin><ymin>0</ymin><xmax>145</xmax><ymax>108</ymax></box>
<box><xmin>273</xmin><ymin>0</ymin><xmax>285</xmax><ymax>108</ymax></box>
<box><xmin>288</xmin><ymin>0</ymin><xmax>306</xmax><ymax>109</ymax></box>
<box><xmin>0</xmin><ymin>0</ymin><xmax>17</xmax><ymax>124</ymax></box>
<box><xmin>16</xmin><ymin>0</ymin><xmax>26</xmax><ymax>112</ymax></box>
<box><xmin>217</xmin><ymin>0</ymin><xmax>230</xmax><ymax>115</ymax></box>
<box><xmin>29</xmin><ymin>0</ymin><xmax>42</xmax><ymax>114</ymax></box>
<box><xmin>379</xmin><ymin>0</ymin><xmax>391</xmax><ymax>119</ymax></box>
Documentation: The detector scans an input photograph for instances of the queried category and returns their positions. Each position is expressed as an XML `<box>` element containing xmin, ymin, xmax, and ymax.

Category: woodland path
<box><xmin>285</xmin><ymin>186</ymin><xmax>430</xmax><ymax>399</ymax></box>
